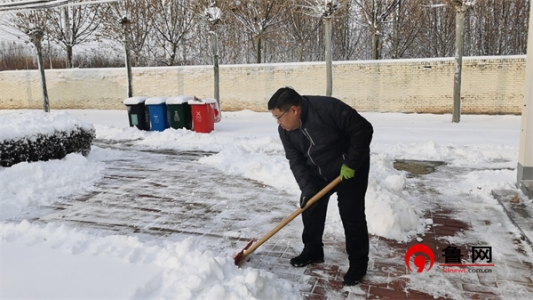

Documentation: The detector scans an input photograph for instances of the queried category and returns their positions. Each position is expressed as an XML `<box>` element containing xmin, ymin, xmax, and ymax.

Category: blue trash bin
<box><xmin>146</xmin><ymin>97</ymin><xmax>169</xmax><ymax>132</ymax></box>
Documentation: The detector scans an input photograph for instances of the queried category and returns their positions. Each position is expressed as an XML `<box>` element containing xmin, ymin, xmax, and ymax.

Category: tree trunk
<box><xmin>298</xmin><ymin>43</ymin><xmax>304</xmax><ymax>62</ymax></box>
<box><xmin>392</xmin><ymin>2</ymin><xmax>400</xmax><ymax>59</ymax></box>
<box><xmin>66</xmin><ymin>45</ymin><xmax>73</xmax><ymax>68</ymax></box>
<box><xmin>168</xmin><ymin>42</ymin><xmax>177</xmax><ymax>66</ymax></box>
<box><xmin>452</xmin><ymin>7</ymin><xmax>465</xmax><ymax>123</ymax></box>
<box><xmin>372</xmin><ymin>31</ymin><xmax>380</xmax><ymax>60</ymax></box>
<box><xmin>325</xmin><ymin>17</ymin><xmax>333</xmax><ymax>96</ymax></box>
<box><xmin>256</xmin><ymin>35</ymin><xmax>262</xmax><ymax>64</ymax></box>
<box><xmin>47</xmin><ymin>34</ymin><xmax>53</xmax><ymax>69</ymax></box>
<box><xmin>63</xmin><ymin>7</ymin><xmax>73</xmax><ymax>68</ymax></box>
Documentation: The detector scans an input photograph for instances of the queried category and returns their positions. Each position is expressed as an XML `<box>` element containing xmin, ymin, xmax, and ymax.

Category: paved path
<box><xmin>24</xmin><ymin>143</ymin><xmax>533</xmax><ymax>299</ymax></box>
<box><xmin>33</xmin><ymin>142</ymin><xmax>300</xmax><ymax>251</ymax></box>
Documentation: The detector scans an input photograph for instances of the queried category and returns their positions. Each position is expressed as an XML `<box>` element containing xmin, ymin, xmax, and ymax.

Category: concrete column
<box><xmin>517</xmin><ymin>5</ymin><xmax>533</xmax><ymax>196</ymax></box>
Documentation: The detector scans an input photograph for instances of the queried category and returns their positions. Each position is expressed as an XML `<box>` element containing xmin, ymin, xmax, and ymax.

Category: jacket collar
<box><xmin>299</xmin><ymin>96</ymin><xmax>309</xmax><ymax>127</ymax></box>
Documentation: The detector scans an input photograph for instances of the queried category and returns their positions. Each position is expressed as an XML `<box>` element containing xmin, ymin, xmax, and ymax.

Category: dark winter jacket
<box><xmin>279</xmin><ymin>95</ymin><xmax>373</xmax><ymax>195</ymax></box>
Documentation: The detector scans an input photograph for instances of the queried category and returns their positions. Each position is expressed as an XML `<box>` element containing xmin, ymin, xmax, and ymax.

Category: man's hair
<box><xmin>267</xmin><ymin>87</ymin><xmax>303</xmax><ymax>111</ymax></box>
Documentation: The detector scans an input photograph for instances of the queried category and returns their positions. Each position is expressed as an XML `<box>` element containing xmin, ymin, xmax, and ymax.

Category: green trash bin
<box><xmin>166</xmin><ymin>96</ymin><xmax>193</xmax><ymax>130</ymax></box>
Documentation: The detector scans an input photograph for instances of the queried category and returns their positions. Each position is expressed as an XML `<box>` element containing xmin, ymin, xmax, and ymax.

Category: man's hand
<box><xmin>340</xmin><ymin>164</ymin><xmax>355</xmax><ymax>181</ymax></box>
<box><xmin>300</xmin><ymin>185</ymin><xmax>322</xmax><ymax>210</ymax></box>
<box><xmin>300</xmin><ymin>192</ymin><xmax>321</xmax><ymax>209</ymax></box>
<box><xmin>300</xmin><ymin>194</ymin><xmax>310</xmax><ymax>209</ymax></box>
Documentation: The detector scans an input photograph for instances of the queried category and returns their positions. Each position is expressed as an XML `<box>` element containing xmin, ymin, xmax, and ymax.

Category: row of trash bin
<box><xmin>123</xmin><ymin>96</ymin><xmax>221</xmax><ymax>133</ymax></box>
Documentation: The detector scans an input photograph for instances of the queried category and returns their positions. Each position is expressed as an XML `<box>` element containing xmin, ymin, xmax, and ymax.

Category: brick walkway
<box><xmin>243</xmin><ymin>207</ymin><xmax>533</xmax><ymax>299</ymax></box>
<box><xmin>26</xmin><ymin>144</ymin><xmax>533</xmax><ymax>299</ymax></box>
<box><xmin>237</xmin><ymin>161</ymin><xmax>533</xmax><ymax>299</ymax></box>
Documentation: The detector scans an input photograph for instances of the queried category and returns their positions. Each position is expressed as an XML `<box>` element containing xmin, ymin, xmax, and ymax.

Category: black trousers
<box><xmin>301</xmin><ymin>157</ymin><xmax>370</xmax><ymax>273</ymax></box>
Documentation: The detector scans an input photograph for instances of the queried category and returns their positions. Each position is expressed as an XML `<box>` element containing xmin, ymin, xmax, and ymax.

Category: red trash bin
<box><xmin>188</xmin><ymin>97</ymin><xmax>216</xmax><ymax>133</ymax></box>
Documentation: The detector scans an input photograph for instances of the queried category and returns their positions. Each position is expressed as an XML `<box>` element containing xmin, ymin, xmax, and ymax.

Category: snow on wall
<box><xmin>0</xmin><ymin>56</ymin><xmax>525</xmax><ymax>114</ymax></box>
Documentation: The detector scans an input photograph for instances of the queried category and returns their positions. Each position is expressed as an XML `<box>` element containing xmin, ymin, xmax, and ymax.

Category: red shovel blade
<box><xmin>234</xmin><ymin>239</ymin><xmax>254</xmax><ymax>265</ymax></box>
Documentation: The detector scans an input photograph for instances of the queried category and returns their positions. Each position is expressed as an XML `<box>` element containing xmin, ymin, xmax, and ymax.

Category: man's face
<box><xmin>271</xmin><ymin>106</ymin><xmax>300</xmax><ymax>131</ymax></box>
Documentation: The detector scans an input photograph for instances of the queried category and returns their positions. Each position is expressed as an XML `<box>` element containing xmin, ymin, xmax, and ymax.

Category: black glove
<box><xmin>300</xmin><ymin>194</ymin><xmax>312</xmax><ymax>209</ymax></box>
<box><xmin>300</xmin><ymin>185</ymin><xmax>320</xmax><ymax>209</ymax></box>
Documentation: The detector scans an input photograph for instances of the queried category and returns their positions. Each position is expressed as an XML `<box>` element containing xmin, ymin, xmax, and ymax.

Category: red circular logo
<box><xmin>405</xmin><ymin>244</ymin><xmax>435</xmax><ymax>273</ymax></box>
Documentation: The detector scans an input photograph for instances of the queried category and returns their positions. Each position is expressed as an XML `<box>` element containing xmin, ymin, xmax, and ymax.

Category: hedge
<box><xmin>0</xmin><ymin>112</ymin><xmax>95</xmax><ymax>167</ymax></box>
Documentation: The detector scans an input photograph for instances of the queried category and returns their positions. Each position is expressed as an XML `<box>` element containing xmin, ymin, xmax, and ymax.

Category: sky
<box><xmin>1</xmin><ymin>108</ymin><xmax>532</xmax><ymax>299</ymax></box>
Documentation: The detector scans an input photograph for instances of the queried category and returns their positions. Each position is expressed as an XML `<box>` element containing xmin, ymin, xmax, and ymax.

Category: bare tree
<box><xmin>99</xmin><ymin>0</ymin><xmax>154</xmax><ymax>97</ymax></box>
<box><xmin>418</xmin><ymin>2</ymin><xmax>455</xmax><ymax>57</ymax></box>
<box><xmin>352</xmin><ymin>0</ymin><xmax>400</xmax><ymax>60</ymax></box>
<box><xmin>333</xmin><ymin>1</ymin><xmax>361</xmax><ymax>61</ymax></box>
<box><xmin>388</xmin><ymin>0</ymin><xmax>426</xmax><ymax>59</ymax></box>
<box><xmin>100</xmin><ymin>0</ymin><xmax>154</xmax><ymax>67</ymax></box>
<box><xmin>1</xmin><ymin>0</ymin><xmax>529</xmax><ymax>69</ymax></box>
<box><xmin>281</xmin><ymin>1</ymin><xmax>321</xmax><ymax>62</ymax></box>
<box><xmin>46</xmin><ymin>3</ymin><xmax>105</xmax><ymax>68</ymax></box>
<box><xmin>150</xmin><ymin>0</ymin><xmax>195</xmax><ymax>66</ymax></box>
<box><xmin>464</xmin><ymin>0</ymin><xmax>529</xmax><ymax>57</ymax></box>
<box><xmin>0</xmin><ymin>0</ymin><xmax>121</xmax><ymax>111</ymax></box>
<box><xmin>231</xmin><ymin>0</ymin><xmax>286</xmax><ymax>64</ymax></box>
<box><xmin>5</xmin><ymin>9</ymin><xmax>50</xmax><ymax>111</ymax></box>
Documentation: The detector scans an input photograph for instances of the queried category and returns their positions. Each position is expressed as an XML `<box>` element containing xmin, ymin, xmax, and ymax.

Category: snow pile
<box><xmin>1</xmin><ymin>221</ymin><xmax>301</xmax><ymax>299</ymax></box>
<box><xmin>0</xmin><ymin>153</ymin><xmax>104</xmax><ymax>220</ymax></box>
<box><xmin>0</xmin><ymin>110</ymin><xmax>93</xmax><ymax>141</ymax></box>
<box><xmin>0</xmin><ymin>109</ymin><xmax>525</xmax><ymax>299</ymax></box>
<box><xmin>366</xmin><ymin>153</ymin><xmax>424</xmax><ymax>241</ymax></box>
<box><xmin>2</xmin><ymin>110</ymin><xmax>517</xmax><ymax>242</ymax></box>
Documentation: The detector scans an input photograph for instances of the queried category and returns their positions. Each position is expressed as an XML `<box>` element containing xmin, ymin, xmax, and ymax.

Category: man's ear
<box><xmin>293</xmin><ymin>106</ymin><xmax>300</xmax><ymax>116</ymax></box>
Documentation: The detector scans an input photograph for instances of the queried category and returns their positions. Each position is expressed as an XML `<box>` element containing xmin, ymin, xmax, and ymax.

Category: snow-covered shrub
<box><xmin>0</xmin><ymin>112</ymin><xmax>95</xmax><ymax>167</ymax></box>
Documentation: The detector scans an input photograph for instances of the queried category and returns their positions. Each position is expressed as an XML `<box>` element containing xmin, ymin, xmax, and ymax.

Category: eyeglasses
<box><xmin>273</xmin><ymin>107</ymin><xmax>291</xmax><ymax>121</ymax></box>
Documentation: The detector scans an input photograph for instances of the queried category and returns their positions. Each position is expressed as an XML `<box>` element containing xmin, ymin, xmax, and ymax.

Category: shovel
<box><xmin>234</xmin><ymin>176</ymin><xmax>342</xmax><ymax>265</ymax></box>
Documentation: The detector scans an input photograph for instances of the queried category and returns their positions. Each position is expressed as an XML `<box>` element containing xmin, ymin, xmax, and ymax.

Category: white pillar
<box><xmin>517</xmin><ymin>5</ymin><xmax>533</xmax><ymax>189</ymax></box>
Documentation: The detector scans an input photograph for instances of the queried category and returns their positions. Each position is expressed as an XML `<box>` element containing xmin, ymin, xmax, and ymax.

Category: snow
<box><xmin>204</xmin><ymin>6</ymin><xmax>222</xmax><ymax>23</ymax></box>
<box><xmin>123</xmin><ymin>96</ymin><xmax>148</xmax><ymax>105</ymax></box>
<box><xmin>0</xmin><ymin>110</ymin><xmax>94</xmax><ymax>141</ymax></box>
<box><xmin>167</xmin><ymin>95</ymin><xmax>194</xmax><ymax>104</ymax></box>
<box><xmin>145</xmin><ymin>96</ymin><xmax>168</xmax><ymax>105</ymax></box>
<box><xmin>189</xmin><ymin>97</ymin><xmax>217</xmax><ymax>105</ymax></box>
<box><xmin>0</xmin><ymin>109</ymin><xmax>527</xmax><ymax>299</ymax></box>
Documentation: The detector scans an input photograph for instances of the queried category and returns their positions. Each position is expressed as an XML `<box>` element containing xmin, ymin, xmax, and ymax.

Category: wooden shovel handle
<box><xmin>238</xmin><ymin>176</ymin><xmax>341</xmax><ymax>262</ymax></box>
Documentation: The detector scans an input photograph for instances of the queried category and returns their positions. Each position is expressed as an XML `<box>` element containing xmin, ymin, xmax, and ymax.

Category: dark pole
<box><xmin>121</xmin><ymin>16</ymin><xmax>133</xmax><ymax>98</ymax></box>
<box><xmin>28</xmin><ymin>28</ymin><xmax>50</xmax><ymax>112</ymax></box>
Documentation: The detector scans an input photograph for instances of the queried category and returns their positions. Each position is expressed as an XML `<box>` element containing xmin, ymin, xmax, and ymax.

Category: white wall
<box><xmin>0</xmin><ymin>56</ymin><xmax>525</xmax><ymax>114</ymax></box>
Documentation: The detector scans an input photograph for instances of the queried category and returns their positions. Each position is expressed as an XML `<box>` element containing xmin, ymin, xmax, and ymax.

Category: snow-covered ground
<box><xmin>1</xmin><ymin>109</ymin><xmax>531</xmax><ymax>299</ymax></box>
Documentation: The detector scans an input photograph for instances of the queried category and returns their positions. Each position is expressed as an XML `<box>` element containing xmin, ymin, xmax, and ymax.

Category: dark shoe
<box><xmin>290</xmin><ymin>247</ymin><xmax>324</xmax><ymax>267</ymax></box>
<box><xmin>343</xmin><ymin>267</ymin><xmax>365</xmax><ymax>286</ymax></box>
